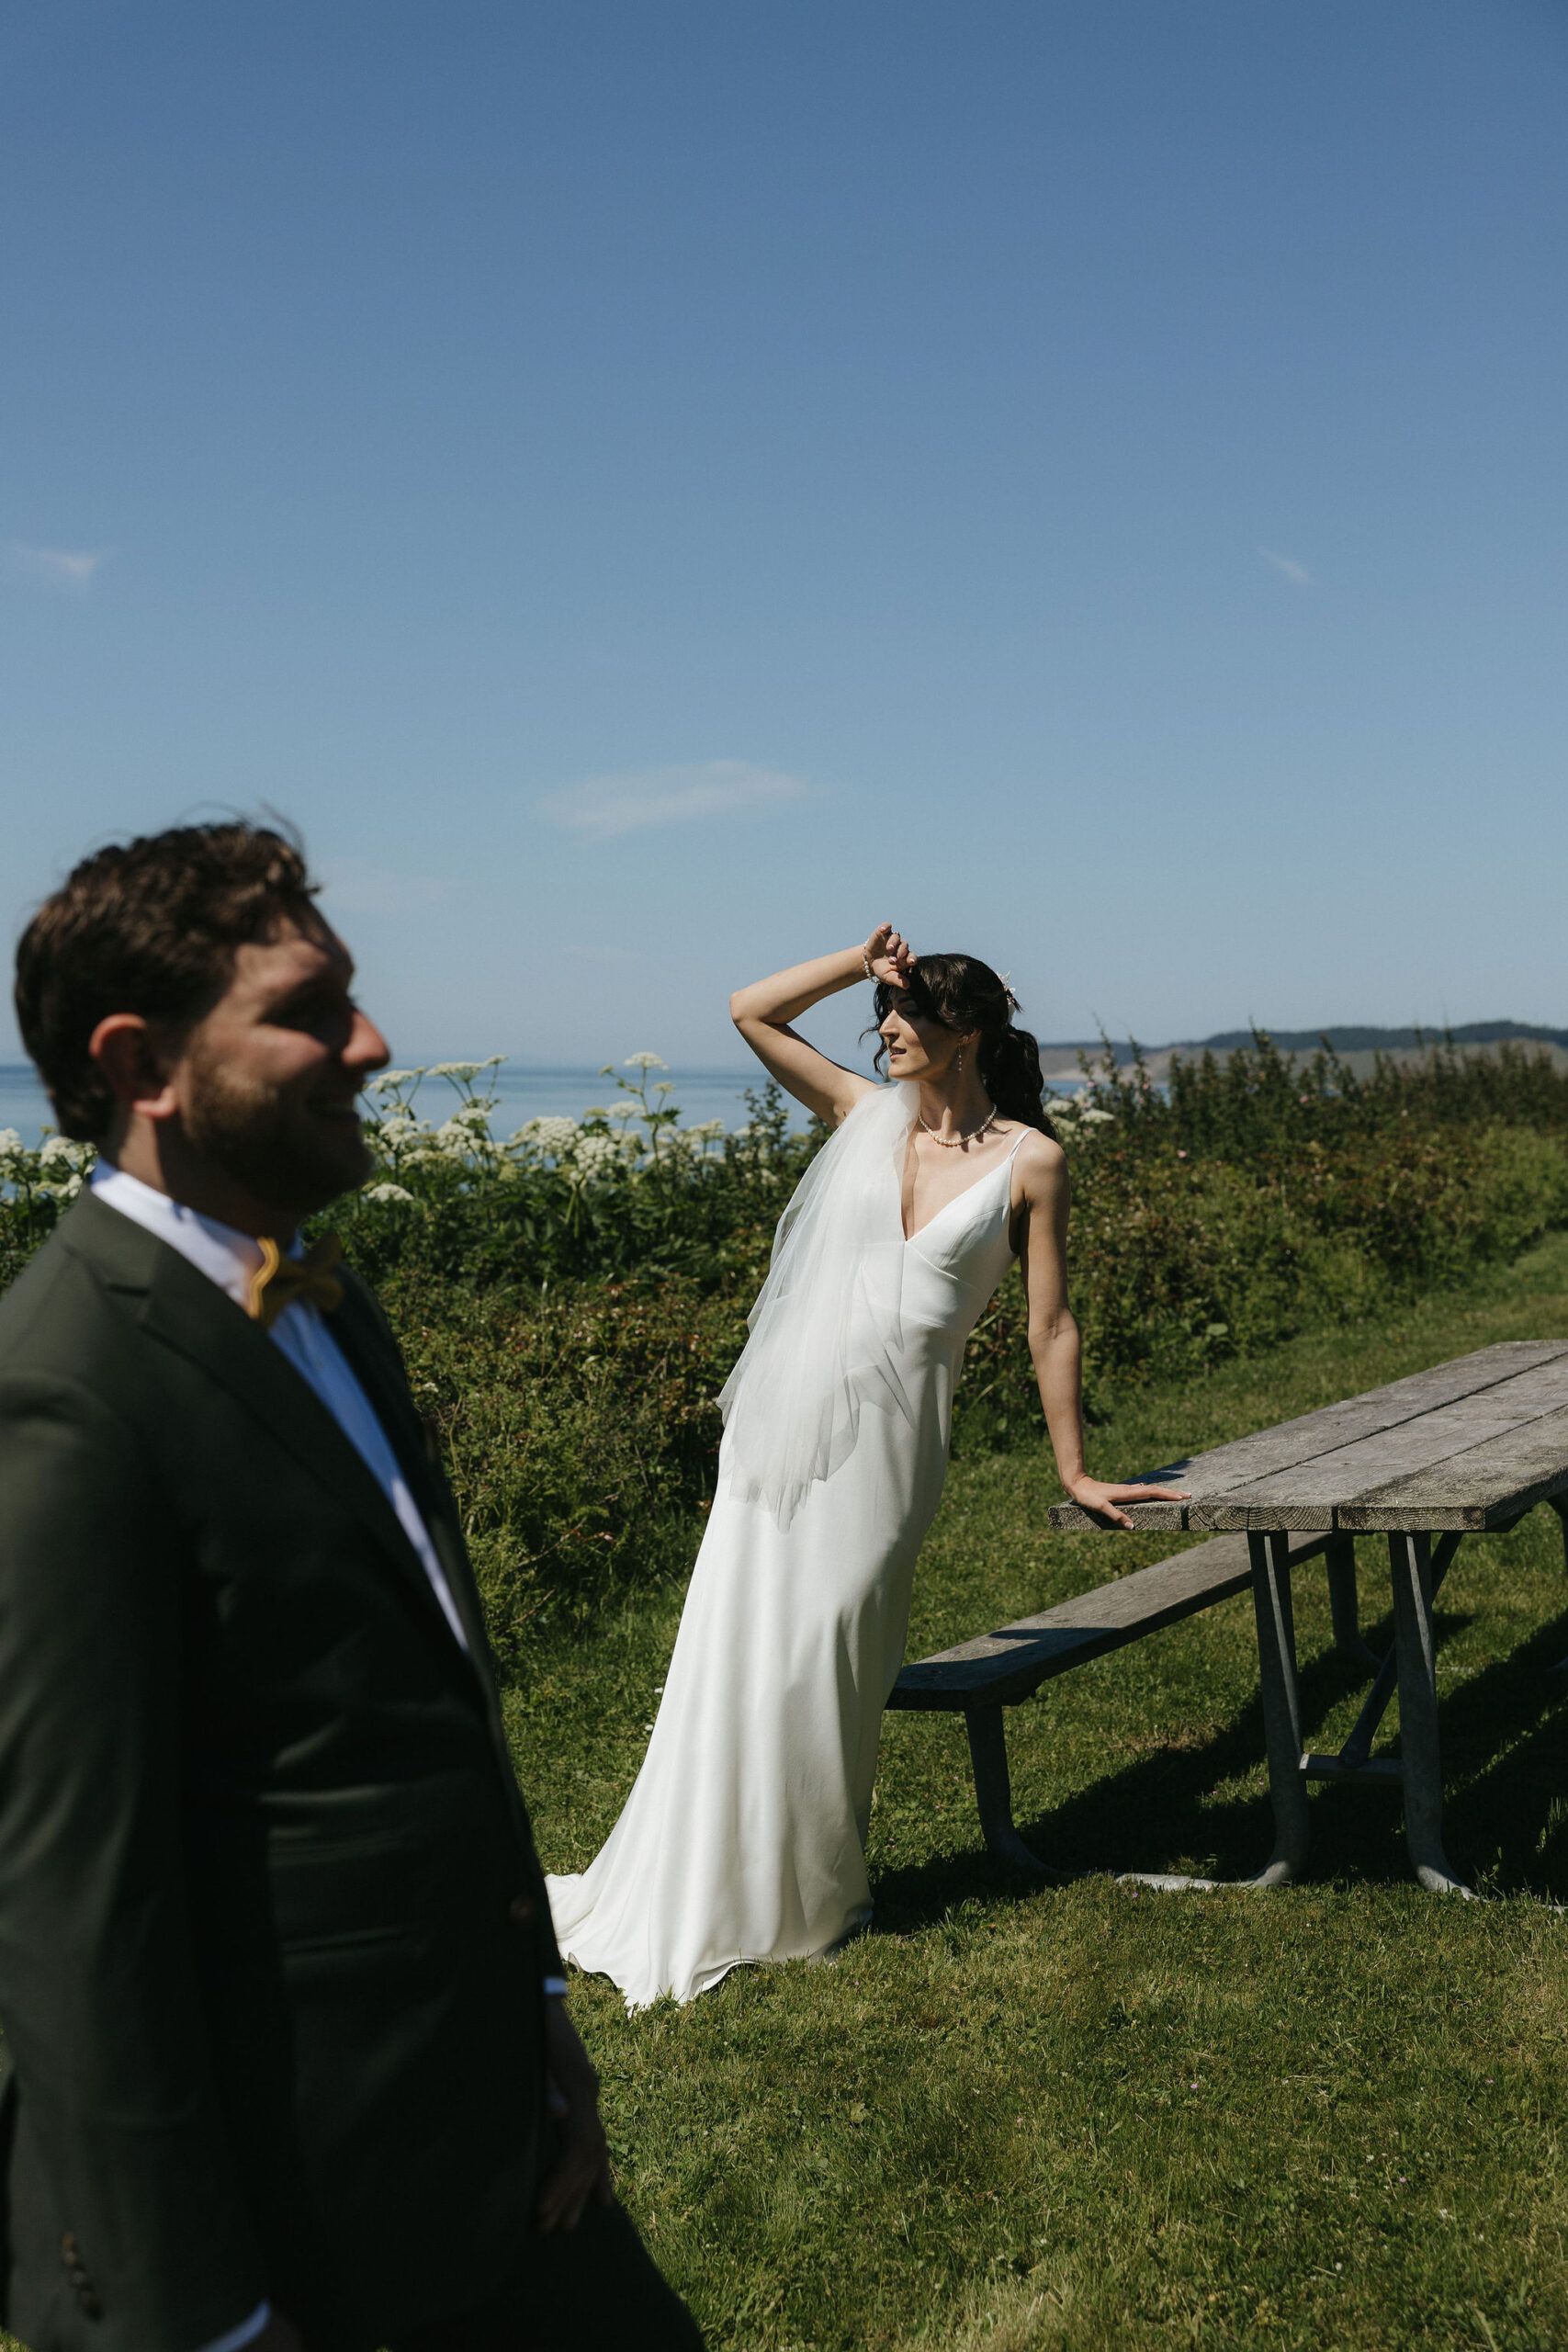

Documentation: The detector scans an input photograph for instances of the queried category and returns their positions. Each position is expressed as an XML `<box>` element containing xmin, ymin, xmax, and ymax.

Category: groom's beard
<box><xmin>182</xmin><ymin>1046</ymin><xmax>373</xmax><ymax>1216</ymax></box>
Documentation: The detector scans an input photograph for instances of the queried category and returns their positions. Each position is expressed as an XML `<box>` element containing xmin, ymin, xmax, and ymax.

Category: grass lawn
<box><xmin>513</xmin><ymin>1236</ymin><xmax>1568</xmax><ymax>2350</ymax></box>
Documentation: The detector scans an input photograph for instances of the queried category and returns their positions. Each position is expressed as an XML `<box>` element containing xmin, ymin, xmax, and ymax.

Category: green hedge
<box><xmin>6</xmin><ymin>1039</ymin><xmax>1568</xmax><ymax>1660</ymax></box>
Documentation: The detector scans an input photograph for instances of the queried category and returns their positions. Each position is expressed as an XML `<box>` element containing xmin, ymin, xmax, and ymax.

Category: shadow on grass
<box><xmin>871</xmin><ymin>1604</ymin><xmax>1568</xmax><ymax>1932</ymax></box>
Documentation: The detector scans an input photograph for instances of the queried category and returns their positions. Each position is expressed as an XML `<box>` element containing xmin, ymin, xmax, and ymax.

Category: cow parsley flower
<box><xmin>523</xmin><ymin>1116</ymin><xmax>580</xmax><ymax>1155</ymax></box>
<box><xmin>571</xmin><ymin>1135</ymin><xmax>619</xmax><ymax>1179</ymax></box>
<box><xmin>39</xmin><ymin>1136</ymin><xmax>90</xmax><ymax>1169</ymax></box>
<box><xmin>364</xmin><ymin>1182</ymin><xmax>415</xmax><ymax>1204</ymax></box>
<box><xmin>625</xmin><ymin>1052</ymin><xmax>667</xmax><ymax>1070</ymax></box>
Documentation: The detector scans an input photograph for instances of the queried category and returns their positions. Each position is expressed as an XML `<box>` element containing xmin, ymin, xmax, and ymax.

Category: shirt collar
<box><xmin>89</xmin><ymin>1163</ymin><xmax>297</xmax><ymax>1315</ymax></box>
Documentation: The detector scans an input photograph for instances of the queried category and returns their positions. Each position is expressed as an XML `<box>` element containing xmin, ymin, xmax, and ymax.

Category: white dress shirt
<box><xmin>90</xmin><ymin>1164</ymin><xmax>468</xmax><ymax>1649</ymax></box>
<box><xmin>88</xmin><ymin>1167</ymin><xmax>566</xmax><ymax>2352</ymax></box>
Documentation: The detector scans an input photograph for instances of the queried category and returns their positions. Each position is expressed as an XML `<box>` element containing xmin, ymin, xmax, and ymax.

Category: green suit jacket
<box><xmin>0</xmin><ymin>1192</ymin><xmax>563</xmax><ymax>2352</ymax></box>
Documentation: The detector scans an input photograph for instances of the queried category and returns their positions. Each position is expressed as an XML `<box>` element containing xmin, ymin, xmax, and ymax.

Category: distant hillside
<box><xmin>1035</xmin><ymin>1021</ymin><xmax>1568</xmax><ymax>1085</ymax></box>
<box><xmin>1190</xmin><ymin>1021</ymin><xmax>1568</xmax><ymax>1056</ymax></box>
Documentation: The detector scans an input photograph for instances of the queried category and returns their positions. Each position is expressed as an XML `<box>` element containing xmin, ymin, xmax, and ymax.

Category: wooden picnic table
<box><xmin>1047</xmin><ymin>1340</ymin><xmax>1568</xmax><ymax>1894</ymax></box>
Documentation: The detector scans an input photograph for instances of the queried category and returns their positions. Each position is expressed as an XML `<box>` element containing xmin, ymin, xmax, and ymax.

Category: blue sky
<box><xmin>4</xmin><ymin>1</ymin><xmax>1565</xmax><ymax>1071</ymax></box>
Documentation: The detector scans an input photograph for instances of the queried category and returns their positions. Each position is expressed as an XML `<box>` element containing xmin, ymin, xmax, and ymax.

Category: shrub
<box><xmin>381</xmin><ymin>1264</ymin><xmax>748</xmax><ymax>1671</ymax></box>
<box><xmin>5</xmin><ymin>1038</ymin><xmax>1566</xmax><ymax>1658</ymax></box>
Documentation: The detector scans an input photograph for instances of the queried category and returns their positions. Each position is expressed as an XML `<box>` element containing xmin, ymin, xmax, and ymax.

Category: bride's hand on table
<box><xmin>863</xmin><ymin>922</ymin><xmax>918</xmax><ymax>988</ymax></box>
<box><xmin>1065</xmin><ymin>1475</ymin><xmax>1190</xmax><ymax>1532</ymax></box>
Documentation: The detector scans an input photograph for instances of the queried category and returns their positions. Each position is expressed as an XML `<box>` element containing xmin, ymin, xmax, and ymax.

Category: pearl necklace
<box><xmin>919</xmin><ymin>1106</ymin><xmax>999</xmax><ymax>1149</ymax></box>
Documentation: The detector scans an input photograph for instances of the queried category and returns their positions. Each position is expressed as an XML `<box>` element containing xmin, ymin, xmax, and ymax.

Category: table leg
<box><xmin>963</xmin><ymin>1705</ymin><xmax>1051</xmax><ymax>1876</ymax></box>
<box><xmin>1247</xmin><ymin>1529</ymin><xmax>1312</xmax><ymax>1885</ymax></box>
<box><xmin>1306</xmin><ymin>1532</ymin><xmax>1461</xmax><ymax>1779</ymax></box>
<box><xmin>1119</xmin><ymin>1529</ymin><xmax>1312</xmax><ymax>1894</ymax></box>
<box><xmin>1388</xmin><ymin>1532</ymin><xmax>1471</xmax><ymax>1895</ymax></box>
<box><xmin>1325</xmin><ymin>1532</ymin><xmax>1380</xmax><ymax>1672</ymax></box>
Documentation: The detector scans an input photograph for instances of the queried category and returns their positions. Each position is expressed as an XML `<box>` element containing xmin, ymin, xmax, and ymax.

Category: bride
<box><xmin>546</xmin><ymin>925</ymin><xmax>1187</xmax><ymax>2007</ymax></box>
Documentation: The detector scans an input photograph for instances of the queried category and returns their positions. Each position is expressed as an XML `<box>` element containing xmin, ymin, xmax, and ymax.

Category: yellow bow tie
<box><xmin>246</xmin><ymin>1233</ymin><xmax>345</xmax><ymax>1330</ymax></box>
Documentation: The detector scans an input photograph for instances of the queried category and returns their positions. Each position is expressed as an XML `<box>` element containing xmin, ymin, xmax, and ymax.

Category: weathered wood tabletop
<box><xmin>1050</xmin><ymin>1340</ymin><xmax>1568</xmax><ymax>1533</ymax></box>
<box><xmin>1046</xmin><ymin>1342</ymin><xmax>1568</xmax><ymax>1894</ymax></box>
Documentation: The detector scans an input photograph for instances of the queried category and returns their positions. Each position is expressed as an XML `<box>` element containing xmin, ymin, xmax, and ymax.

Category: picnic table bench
<box><xmin>888</xmin><ymin>1527</ymin><xmax>1360</xmax><ymax>1871</ymax></box>
<box><xmin>893</xmin><ymin>1340</ymin><xmax>1568</xmax><ymax>1891</ymax></box>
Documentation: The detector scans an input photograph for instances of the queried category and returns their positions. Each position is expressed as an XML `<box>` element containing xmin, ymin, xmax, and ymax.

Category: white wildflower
<box><xmin>525</xmin><ymin>1115</ymin><xmax>580</xmax><ymax>1155</ymax></box>
<box><xmin>366</xmin><ymin>1069</ymin><xmax>423</xmax><ymax>1092</ymax></box>
<box><xmin>625</xmin><ymin>1052</ymin><xmax>667</xmax><ymax>1070</ymax></box>
<box><xmin>653</xmin><ymin>1081</ymin><xmax>676</xmax><ymax>1096</ymax></box>
<box><xmin>581</xmin><ymin>1107</ymin><xmax>611</xmax><ymax>1121</ymax></box>
<box><xmin>432</xmin><ymin>1119</ymin><xmax>480</xmax><ymax>1156</ymax></box>
<box><xmin>685</xmin><ymin>1119</ymin><xmax>726</xmax><ymax>1141</ymax></box>
<box><xmin>364</xmin><ymin>1182</ymin><xmax>415</xmax><ymax>1204</ymax></box>
<box><xmin>571</xmin><ymin>1135</ymin><xmax>620</xmax><ymax>1179</ymax></box>
<box><xmin>607</xmin><ymin>1102</ymin><xmax>637</xmax><ymax>1123</ymax></box>
<box><xmin>428</xmin><ymin>1061</ymin><xmax>481</xmax><ymax>1081</ymax></box>
<box><xmin>1080</xmin><ymin>1107</ymin><xmax>1116</xmax><ymax>1125</ymax></box>
<box><xmin>0</xmin><ymin>1128</ymin><xmax>25</xmax><ymax>1155</ymax></box>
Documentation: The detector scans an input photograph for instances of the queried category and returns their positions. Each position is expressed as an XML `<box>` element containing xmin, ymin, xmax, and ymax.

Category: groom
<box><xmin>0</xmin><ymin>823</ymin><xmax>702</xmax><ymax>2352</ymax></box>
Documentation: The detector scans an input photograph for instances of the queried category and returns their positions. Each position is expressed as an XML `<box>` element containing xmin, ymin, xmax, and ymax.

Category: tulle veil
<box><xmin>717</xmin><ymin>1083</ymin><xmax>918</xmax><ymax>1528</ymax></box>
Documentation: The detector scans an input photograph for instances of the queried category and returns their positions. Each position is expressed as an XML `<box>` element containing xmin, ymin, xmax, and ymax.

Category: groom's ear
<box><xmin>88</xmin><ymin>1013</ymin><xmax>183</xmax><ymax>1124</ymax></box>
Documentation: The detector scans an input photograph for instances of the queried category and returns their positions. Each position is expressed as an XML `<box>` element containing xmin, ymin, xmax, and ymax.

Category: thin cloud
<box><xmin>537</xmin><ymin>760</ymin><xmax>810</xmax><ymax>841</ymax></box>
<box><xmin>4</xmin><ymin>542</ymin><xmax>104</xmax><ymax>592</ymax></box>
<box><xmin>1258</xmin><ymin>546</ymin><xmax>1313</xmax><ymax>588</ymax></box>
<box><xmin>318</xmin><ymin>862</ymin><xmax>455</xmax><ymax>918</ymax></box>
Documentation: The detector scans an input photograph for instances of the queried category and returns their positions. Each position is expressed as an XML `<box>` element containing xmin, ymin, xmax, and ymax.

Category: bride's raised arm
<box><xmin>729</xmin><ymin>922</ymin><xmax>914</xmax><ymax>1125</ymax></box>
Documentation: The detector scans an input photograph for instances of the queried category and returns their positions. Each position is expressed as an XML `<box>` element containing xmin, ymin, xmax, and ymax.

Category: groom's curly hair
<box><xmin>16</xmin><ymin>819</ymin><xmax>320</xmax><ymax>1142</ymax></box>
<box><xmin>869</xmin><ymin>953</ymin><xmax>1058</xmax><ymax>1138</ymax></box>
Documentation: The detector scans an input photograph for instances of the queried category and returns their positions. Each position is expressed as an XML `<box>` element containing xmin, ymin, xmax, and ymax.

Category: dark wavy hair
<box><xmin>869</xmin><ymin>954</ymin><xmax>1057</xmax><ymax>1137</ymax></box>
<box><xmin>15</xmin><ymin>820</ymin><xmax>320</xmax><ymax>1141</ymax></box>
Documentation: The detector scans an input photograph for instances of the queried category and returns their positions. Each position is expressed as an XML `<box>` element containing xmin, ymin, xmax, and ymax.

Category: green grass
<box><xmin>512</xmin><ymin>1234</ymin><xmax>1568</xmax><ymax>2349</ymax></box>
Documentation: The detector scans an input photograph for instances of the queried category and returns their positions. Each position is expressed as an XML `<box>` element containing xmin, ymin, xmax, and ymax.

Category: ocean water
<box><xmin>0</xmin><ymin>1062</ymin><xmax>809</xmax><ymax>1150</ymax></box>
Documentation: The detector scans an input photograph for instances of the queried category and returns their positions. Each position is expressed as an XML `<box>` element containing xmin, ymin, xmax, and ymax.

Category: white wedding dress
<box><xmin>546</xmin><ymin>1086</ymin><xmax>1027</xmax><ymax>2009</ymax></box>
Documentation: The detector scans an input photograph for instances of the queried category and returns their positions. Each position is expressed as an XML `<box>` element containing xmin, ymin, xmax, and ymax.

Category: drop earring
<box><xmin>956</xmin><ymin>1045</ymin><xmax>965</xmax><ymax>1077</ymax></box>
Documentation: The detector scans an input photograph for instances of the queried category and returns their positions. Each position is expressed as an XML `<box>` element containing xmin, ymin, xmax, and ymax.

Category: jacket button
<box><xmin>509</xmin><ymin>1896</ymin><xmax>535</xmax><ymax>1926</ymax></box>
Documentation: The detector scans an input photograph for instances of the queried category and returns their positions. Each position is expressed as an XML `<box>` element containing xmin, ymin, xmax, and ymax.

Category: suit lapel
<box><xmin>325</xmin><ymin>1277</ymin><xmax>521</xmax><ymax>1784</ymax></box>
<box><xmin>327</xmin><ymin>1281</ymin><xmax>496</xmax><ymax>1665</ymax></box>
<box><xmin>62</xmin><ymin>1193</ymin><xmax>463</xmax><ymax>1654</ymax></box>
